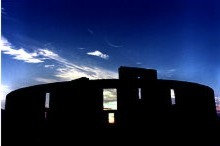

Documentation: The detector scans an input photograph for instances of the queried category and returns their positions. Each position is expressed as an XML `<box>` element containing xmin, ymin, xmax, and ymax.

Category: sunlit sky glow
<box><xmin>1</xmin><ymin>0</ymin><xmax>220</xmax><ymax>111</ymax></box>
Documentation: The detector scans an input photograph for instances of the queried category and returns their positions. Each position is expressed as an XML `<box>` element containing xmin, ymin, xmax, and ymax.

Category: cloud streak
<box><xmin>2</xmin><ymin>37</ymin><xmax>117</xmax><ymax>81</ymax></box>
<box><xmin>37</xmin><ymin>49</ymin><xmax>116</xmax><ymax>80</ymax></box>
<box><xmin>166</xmin><ymin>69</ymin><xmax>176</xmax><ymax>77</ymax></box>
<box><xmin>35</xmin><ymin>77</ymin><xmax>59</xmax><ymax>83</ymax></box>
<box><xmin>105</xmin><ymin>37</ymin><xmax>123</xmax><ymax>48</ymax></box>
<box><xmin>55</xmin><ymin>65</ymin><xmax>117</xmax><ymax>80</ymax></box>
<box><xmin>1</xmin><ymin>37</ymin><xmax>44</xmax><ymax>63</ymax></box>
<box><xmin>44</xmin><ymin>64</ymin><xmax>55</xmax><ymax>69</ymax></box>
<box><xmin>87</xmin><ymin>50</ymin><xmax>109</xmax><ymax>60</ymax></box>
<box><xmin>1</xmin><ymin>37</ymin><xmax>73</xmax><ymax>64</ymax></box>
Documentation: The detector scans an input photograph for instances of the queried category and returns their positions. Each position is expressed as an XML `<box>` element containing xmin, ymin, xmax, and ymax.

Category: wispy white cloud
<box><xmin>38</xmin><ymin>49</ymin><xmax>60</xmax><ymax>59</ymax></box>
<box><xmin>39</xmin><ymin>49</ymin><xmax>116</xmax><ymax>79</ymax></box>
<box><xmin>44</xmin><ymin>64</ymin><xmax>55</xmax><ymax>69</ymax></box>
<box><xmin>35</xmin><ymin>77</ymin><xmax>59</xmax><ymax>83</ymax></box>
<box><xmin>1</xmin><ymin>37</ymin><xmax>69</xmax><ymax>64</ymax></box>
<box><xmin>1</xmin><ymin>37</ymin><xmax>44</xmax><ymax>63</ymax></box>
<box><xmin>55</xmin><ymin>65</ymin><xmax>117</xmax><ymax>80</ymax></box>
<box><xmin>87</xmin><ymin>50</ymin><xmax>109</xmax><ymax>60</ymax></box>
<box><xmin>164</xmin><ymin>69</ymin><xmax>176</xmax><ymax>78</ymax></box>
<box><xmin>2</xmin><ymin>36</ymin><xmax>117</xmax><ymax>83</ymax></box>
<box><xmin>37</xmin><ymin>49</ymin><xmax>116</xmax><ymax>80</ymax></box>
<box><xmin>105</xmin><ymin>37</ymin><xmax>123</xmax><ymax>48</ymax></box>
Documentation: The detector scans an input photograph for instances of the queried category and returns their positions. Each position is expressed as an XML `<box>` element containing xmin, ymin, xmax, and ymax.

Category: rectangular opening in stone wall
<box><xmin>138</xmin><ymin>88</ymin><xmax>142</xmax><ymax>99</ymax></box>
<box><xmin>103</xmin><ymin>89</ymin><xmax>117</xmax><ymax>110</ymax></box>
<box><xmin>170</xmin><ymin>89</ymin><xmax>176</xmax><ymax>105</ymax></box>
<box><xmin>45</xmin><ymin>93</ymin><xmax>50</xmax><ymax>119</ymax></box>
<box><xmin>45</xmin><ymin>93</ymin><xmax>50</xmax><ymax>108</ymax></box>
<box><xmin>108</xmin><ymin>113</ymin><xmax>115</xmax><ymax>124</ymax></box>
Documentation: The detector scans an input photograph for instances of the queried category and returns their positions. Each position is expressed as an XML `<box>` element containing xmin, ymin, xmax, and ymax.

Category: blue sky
<box><xmin>1</xmin><ymin>0</ymin><xmax>220</xmax><ymax>110</ymax></box>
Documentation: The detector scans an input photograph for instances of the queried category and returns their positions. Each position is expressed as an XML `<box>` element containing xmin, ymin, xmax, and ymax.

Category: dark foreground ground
<box><xmin>1</xmin><ymin>109</ymin><xmax>220</xmax><ymax>146</ymax></box>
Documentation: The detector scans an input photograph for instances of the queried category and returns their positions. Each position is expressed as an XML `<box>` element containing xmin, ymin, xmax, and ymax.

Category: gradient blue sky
<box><xmin>1</xmin><ymin>0</ymin><xmax>220</xmax><ymax>110</ymax></box>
